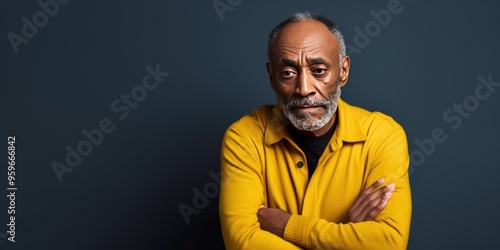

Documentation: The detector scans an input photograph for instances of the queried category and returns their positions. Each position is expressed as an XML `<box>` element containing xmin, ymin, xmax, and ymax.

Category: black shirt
<box><xmin>288</xmin><ymin>118</ymin><xmax>338</xmax><ymax>179</ymax></box>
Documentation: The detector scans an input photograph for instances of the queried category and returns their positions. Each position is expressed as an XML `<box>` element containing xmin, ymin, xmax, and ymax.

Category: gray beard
<box><xmin>282</xmin><ymin>84</ymin><xmax>341</xmax><ymax>131</ymax></box>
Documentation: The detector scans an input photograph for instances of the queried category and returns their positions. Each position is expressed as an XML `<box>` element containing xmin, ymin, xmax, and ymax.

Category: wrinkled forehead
<box><xmin>270</xmin><ymin>20</ymin><xmax>339</xmax><ymax>63</ymax></box>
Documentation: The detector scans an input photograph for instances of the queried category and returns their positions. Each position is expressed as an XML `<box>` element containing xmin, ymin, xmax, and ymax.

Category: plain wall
<box><xmin>1</xmin><ymin>0</ymin><xmax>499</xmax><ymax>249</ymax></box>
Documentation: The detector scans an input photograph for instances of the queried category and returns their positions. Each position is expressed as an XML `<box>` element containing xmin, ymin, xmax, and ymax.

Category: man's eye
<box><xmin>281</xmin><ymin>71</ymin><xmax>295</xmax><ymax>77</ymax></box>
<box><xmin>313</xmin><ymin>68</ymin><xmax>327</xmax><ymax>75</ymax></box>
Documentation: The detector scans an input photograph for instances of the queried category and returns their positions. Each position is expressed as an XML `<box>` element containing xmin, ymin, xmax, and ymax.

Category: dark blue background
<box><xmin>1</xmin><ymin>0</ymin><xmax>499</xmax><ymax>249</ymax></box>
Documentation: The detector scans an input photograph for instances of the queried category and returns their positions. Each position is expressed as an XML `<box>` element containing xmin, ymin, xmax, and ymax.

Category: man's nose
<box><xmin>295</xmin><ymin>71</ymin><xmax>316</xmax><ymax>97</ymax></box>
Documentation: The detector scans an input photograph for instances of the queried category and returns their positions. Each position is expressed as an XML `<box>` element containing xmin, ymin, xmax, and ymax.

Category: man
<box><xmin>219</xmin><ymin>12</ymin><xmax>411</xmax><ymax>249</ymax></box>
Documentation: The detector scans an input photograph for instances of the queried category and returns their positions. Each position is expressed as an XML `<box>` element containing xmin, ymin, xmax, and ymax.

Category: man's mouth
<box><xmin>293</xmin><ymin>106</ymin><xmax>321</xmax><ymax>112</ymax></box>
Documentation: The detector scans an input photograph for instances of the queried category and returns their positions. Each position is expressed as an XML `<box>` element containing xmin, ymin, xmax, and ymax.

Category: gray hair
<box><xmin>267</xmin><ymin>11</ymin><xmax>346</xmax><ymax>65</ymax></box>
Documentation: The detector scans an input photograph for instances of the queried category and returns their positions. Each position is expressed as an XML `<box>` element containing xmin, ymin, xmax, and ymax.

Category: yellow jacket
<box><xmin>220</xmin><ymin>98</ymin><xmax>411</xmax><ymax>249</ymax></box>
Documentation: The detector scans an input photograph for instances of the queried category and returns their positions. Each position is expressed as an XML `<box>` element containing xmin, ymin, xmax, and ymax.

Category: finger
<box><xmin>363</xmin><ymin>191</ymin><xmax>393</xmax><ymax>221</ymax></box>
<box><xmin>352</xmin><ymin>194</ymin><xmax>385</xmax><ymax>222</ymax></box>
<box><xmin>348</xmin><ymin>178</ymin><xmax>385</xmax><ymax>215</ymax></box>
<box><xmin>358</xmin><ymin>183</ymin><xmax>395</xmax><ymax>220</ymax></box>
<box><xmin>259</xmin><ymin>205</ymin><xmax>265</xmax><ymax>209</ymax></box>
<box><xmin>257</xmin><ymin>207</ymin><xmax>266</xmax><ymax>222</ymax></box>
<box><xmin>349</xmin><ymin>189</ymin><xmax>390</xmax><ymax>222</ymax></box>
<box><xmin>348</xmin><ymin>183</ymin><xmax>395</xmax><ymax>222</ymax></box>
<box><xmin>348</xmin><ymin>180</ymin><xmax>392</xmax><ymax>220</ymax></box>
<box><xmin>355</xmin><ymin>183</ymin><xmax>395</xmax><ymax>215</ymax></box>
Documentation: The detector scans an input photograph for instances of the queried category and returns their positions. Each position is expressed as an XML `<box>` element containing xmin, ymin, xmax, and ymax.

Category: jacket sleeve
<box><xmin>219</xmin><ymin>126</ymin><xmax>303</xmax><ymax>250</ymax></box>
<box><xmin>283</xmin><ymin>118</ymin><xmax>412</xmax><ymax>250</ymax></box>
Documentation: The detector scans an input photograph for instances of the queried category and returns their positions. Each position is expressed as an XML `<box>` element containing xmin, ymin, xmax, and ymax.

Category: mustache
<box><xmin>285</xmin><ymin>97</ymin><xmax>330</xmax><ymax>109</ymax></box>
<box><xmin>284</xmin><ymin>85</ymin><xmax>341</xmax><ymax>110</ymax></box>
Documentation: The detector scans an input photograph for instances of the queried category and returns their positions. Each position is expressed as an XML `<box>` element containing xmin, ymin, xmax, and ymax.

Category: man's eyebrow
<box><xmin>307</xmin><ymin>57</ymin><xmax>330</xmax><ymax>66</ymax></box>
<box><xmin>279</xmin><ymin>58</ymin><xmax>298</xmax><ymax>67</ymax></box>
<box><xmin>278</xmin><ymin>58</ymin><xmax>331</xmax><ymax>67</ymax></box>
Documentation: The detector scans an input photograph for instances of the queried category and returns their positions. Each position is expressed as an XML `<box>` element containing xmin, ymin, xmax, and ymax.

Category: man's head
<box><xmin>266</xmin><ymin>12</ymin><xmax>350</xmax><ymax>135</ymax></box>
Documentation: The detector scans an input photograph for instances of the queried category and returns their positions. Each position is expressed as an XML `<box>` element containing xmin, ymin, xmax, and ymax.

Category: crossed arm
<box><xmin>258</xmin><ymin>178</ymin><xmax>396</xmax><ymax>239</ymax></box>
<box><xmin>220</xmin><ymin>121</ymin><xmax>412</xmax><ymax>249</ymax></box>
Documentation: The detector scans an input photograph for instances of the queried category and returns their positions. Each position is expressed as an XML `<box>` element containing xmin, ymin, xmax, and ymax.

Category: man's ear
<box><xmin>266</xmin><ymin>62</ymin><xmax>276</xmax><ymax>91</ymax></box>
<box><xmin>339</xmin><ymin>56</ymin><xmax>350</xmax><ymax>87</ymax></box>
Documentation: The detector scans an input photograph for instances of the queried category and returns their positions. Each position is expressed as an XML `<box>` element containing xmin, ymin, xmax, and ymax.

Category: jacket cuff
<box><xmin>283</xmin><ymin>214</ymin><xmax>315</xmax><ymax>247</ymax></box>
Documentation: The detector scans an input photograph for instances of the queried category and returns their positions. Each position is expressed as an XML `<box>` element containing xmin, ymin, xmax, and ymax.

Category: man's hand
<box><xmin>257</xmin><ymin>206</ymin><xmax>291</xmax><ymax>238</ymax></box>
<box><xmin>345</xmin><ymin>178</ymin><xmax>395</xmax><ymax>223</ymax></box>
<box><xmin>258</xmin><ymin>178</ymin><xmax>394</xmax><ymax>238</ymax></box>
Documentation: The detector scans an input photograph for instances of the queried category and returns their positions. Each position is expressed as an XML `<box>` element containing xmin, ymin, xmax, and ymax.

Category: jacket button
<box><xmin>297</xmin><ymin>161</ymin><xmax>304</xmax><ymax>168</ymax></box>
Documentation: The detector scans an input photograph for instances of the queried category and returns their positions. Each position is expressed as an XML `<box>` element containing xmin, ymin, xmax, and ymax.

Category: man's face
<box><xmin>267</xmin><ymin>20</ymin><xmax>350</xmax><ymax>134</ymax></box>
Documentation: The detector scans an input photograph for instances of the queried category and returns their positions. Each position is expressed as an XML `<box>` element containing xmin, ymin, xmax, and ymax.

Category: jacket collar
<box><xmin>264</xmin><ymin>98</ymin><xmax>367</xmax><ymax>149</ymax></box>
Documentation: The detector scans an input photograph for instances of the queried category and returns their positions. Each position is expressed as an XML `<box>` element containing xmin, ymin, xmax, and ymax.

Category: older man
<box><xmin>219</xmin><ymin>12</ymin><xmax>411</xmax><ymax>249</ymax></box>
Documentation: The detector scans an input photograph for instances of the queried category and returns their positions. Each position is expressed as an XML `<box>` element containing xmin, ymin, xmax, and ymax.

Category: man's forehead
<box><xmin>276</xmin><ymin>20</ymin><xmax>337</xmax><ymax>44</ymax></box>
<box><xmin>277</xmin><ymin>55</ymin><xmax>331</xmax><ymax>67</ymax></box>
<box><xmin>271</xmin><ymin>20</ymin><xmax>339</xmax><ymax>62</ymax></box>
<box><xmin>272</xmin><ymin>46</ymin><xmax>337</xmax><ymax>66</ymax></box>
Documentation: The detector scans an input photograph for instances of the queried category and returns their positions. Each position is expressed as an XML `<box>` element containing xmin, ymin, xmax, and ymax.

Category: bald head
<box><xmin>270</xmin><ymin>20</ymin><xmax>341</xmax><ymax>68</ymax></box>
<box><xmin>267</xmin><ymin>12</ymin><xmax>346</xmax><ymax>65</ymax></box>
